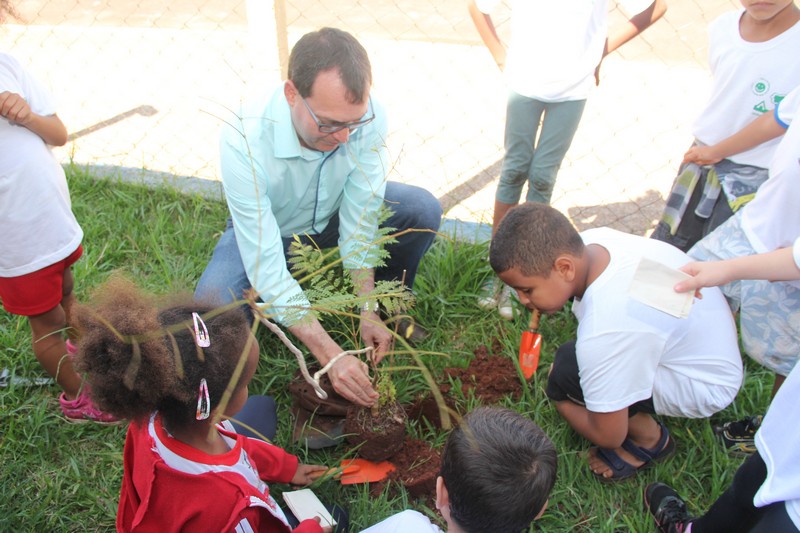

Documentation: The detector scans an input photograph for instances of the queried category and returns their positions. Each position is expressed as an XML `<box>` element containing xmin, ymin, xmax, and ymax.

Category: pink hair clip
<box><xmin>196</xmin><ymin>378</ymin><xmax>210</xmax><ymax>420</ymax></box>
<box><xmin>192</xmin><ymin>312</ymin><xmax>210</xmax><ymax>347</ymax></box>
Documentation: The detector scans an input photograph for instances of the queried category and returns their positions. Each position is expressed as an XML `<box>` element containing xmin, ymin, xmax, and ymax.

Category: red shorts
<box><xmin>0</xmin><ymin>245</ymin><xmax>83</xmax><ymax>316</ymax></box>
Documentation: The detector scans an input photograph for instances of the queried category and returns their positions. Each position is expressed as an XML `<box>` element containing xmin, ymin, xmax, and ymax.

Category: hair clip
<box><xmin>192</xmin><ymin>312</ymin><xmax>210</xmax><ymax>347</ymax></box>
<box><xmin>196</xmin><ymin>378</ymin><xmax>210</xmax><ymax>420</ymax></box>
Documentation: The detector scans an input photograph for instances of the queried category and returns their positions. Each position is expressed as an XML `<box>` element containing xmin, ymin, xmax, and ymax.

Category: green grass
<box><xmin>0</xmin><ymin>166</ymin><xmax>773</xmax><ymax>531</ymax></box>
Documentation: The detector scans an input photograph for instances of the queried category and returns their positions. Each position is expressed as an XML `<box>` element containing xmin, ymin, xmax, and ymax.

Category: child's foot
<box><xmin>644</xmin><ymin>482</ymin><xmax>692</xmax><ymax>533</ymax></box>
<box><xmin>497</xmin><ymin>285</ymin><xmax>515</xmax><ymax>321</ymax></box>
<box><xmin>712</xmin><ymin>415</ymin><xmax>760</xmax><ymax>456</ymax></box>
<box><xmin>477</xmin><ymin>277</ymin><xmax>501</xmax><ymax>309</ymax></box>
<box><xmin>588</xmin><ymin>422</ymin><xmax>675</xmax><ymax>482</ymax></box>
<box><xmin>59</xmin><ymin>386</ymin><xmax>120</xmax><ymax>424</ymax></box>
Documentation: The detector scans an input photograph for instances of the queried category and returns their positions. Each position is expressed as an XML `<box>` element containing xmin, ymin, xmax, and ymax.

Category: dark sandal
<box><xmin>591</xmin><ymin>422</ymin><xmax>675</xmax><ymax>483</ymax></box>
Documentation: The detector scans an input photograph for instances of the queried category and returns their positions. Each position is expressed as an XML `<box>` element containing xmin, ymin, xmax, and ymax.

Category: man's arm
<box><xmin>468</xmin><ymin>0</ymin><xmax>506</xmax><ymax>70</ymax></box>
<box><xmin>605</xmin><ymin>0</ymin><xmax>667</xmax><ymax>56</ymax></box>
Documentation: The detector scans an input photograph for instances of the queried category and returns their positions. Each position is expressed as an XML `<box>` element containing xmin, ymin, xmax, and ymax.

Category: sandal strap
<box><xmin>621</xmin><ymin>421</ymin><xmax>671</xmax><ymax>463</ymax></box>
<box><xmin>593</xmin><ymin>446</ymin><xmax>639</xmax><ymax>478</ymax></box>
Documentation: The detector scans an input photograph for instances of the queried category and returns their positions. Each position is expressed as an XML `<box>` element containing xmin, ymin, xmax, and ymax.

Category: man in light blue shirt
<box><xmin>196</xmin><ymin>28</ymin><xmax>442</xmax><ymax>406</ymax></box>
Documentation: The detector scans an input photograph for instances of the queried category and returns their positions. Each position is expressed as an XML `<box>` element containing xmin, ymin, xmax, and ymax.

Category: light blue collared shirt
<box><xmin>220</xmin><ymin>84</ymin><xmax>389</xmax><ymax>324</ymax></box>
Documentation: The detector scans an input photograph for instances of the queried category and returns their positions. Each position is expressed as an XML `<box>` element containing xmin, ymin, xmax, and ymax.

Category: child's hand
<box><xmin>674</xmin><ymin>261</ymin><xmax>734</xmax><ymax>298</ymax></box>
<box><xmin>312</xmin><ymin>517</ymin><xmax>333</xmax><ymax>533</ymax></box>
<box><xmin>683</xmin><ymin>145</ymin><xmax>722</xmax><ymax>166</ymax></box>
<box><xmin>291</xmin><ymin>464</ymin><xmax>330</xmax><ymax>486</ymax></box>
<box><xmin>0</xmin><ymin>91</ymin><xmax>33</xmax><ymax>126</ymax></box>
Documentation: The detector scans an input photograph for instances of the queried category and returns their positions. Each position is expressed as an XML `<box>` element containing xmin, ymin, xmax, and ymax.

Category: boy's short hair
<box><xmin>288</xmin><ymin>27</ymin><xmax>372</xmax><ymax>104</ymax></box>
<box><xmin>490</xmin><ymin>202</ymin><xmax>584</xmax><ymax>277</ymax></box>
<box><xmin>441</xmin><ymin>407</ymin><xmax>557</xmax><ymax>533</ymax></box>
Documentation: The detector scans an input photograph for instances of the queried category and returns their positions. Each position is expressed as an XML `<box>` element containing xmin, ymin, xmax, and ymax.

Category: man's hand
<box><xmin>0</xmin><ymin>91</ymin><xmax>32</xmax><ymax>125</ymax></box>
<box><xmin>360</xmin><ymin>311</ymin><xmax>391</xmax><ymax>363</ymax></box>
<box><xmin>328</xmin><ymin>354</ymin><xmax>379</xmax><ymax>407</ymax></box>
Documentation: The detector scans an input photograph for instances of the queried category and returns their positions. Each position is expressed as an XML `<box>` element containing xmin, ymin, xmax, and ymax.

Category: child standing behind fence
<box><xmin>0</xmin><ymin>1</ymin><xmax>116</xmax><ymax>423</ymax></box>
<box><xmin>468</xmin><ymin>0</ymin><xmax>666</xmax><ymax>319</ymax></box>
<box><xmin>651</xmin><ymin>0</ymin><xmax>800</xmax><ymax>252</ymax></box>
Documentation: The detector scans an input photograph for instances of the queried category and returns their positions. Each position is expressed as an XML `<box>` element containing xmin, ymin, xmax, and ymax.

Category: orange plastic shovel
<box><xmin>519</xmin><ymin>309</ymin><xmax>542</xmax><ymax>380</ymax></box>
<box><xmin>338</xmin><ymin>458</ymin><xmax>395</xmax><ymax>484</ymax></box>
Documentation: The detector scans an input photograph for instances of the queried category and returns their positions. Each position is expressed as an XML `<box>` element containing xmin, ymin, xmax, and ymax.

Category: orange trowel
<box><xmin>519</xmin><ymin>309</ymin><xmax>542</xmax><ymax>380</ymax></box>
<box><xmin>337</xmin><ymin>458</ymin><xmax>395</xmax><ymax>484</ymax></box>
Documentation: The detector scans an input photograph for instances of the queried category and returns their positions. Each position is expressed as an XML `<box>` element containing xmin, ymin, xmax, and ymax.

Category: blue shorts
<box><xmin>689</xmin><ymin>212</ymin><xmax>800</xmax><ymax>376</ymax></box>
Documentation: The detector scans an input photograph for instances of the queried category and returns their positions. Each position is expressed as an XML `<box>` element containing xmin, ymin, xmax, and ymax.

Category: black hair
<box><xmin>288</xmin><ymin>27</ymin><xmax>371</xmax><ymax>104</ymax></box>
<box><xmin>441</xmin><ymin>407</ymin><xmax>557</xmax><ymax>533</ymax></box>
<box><xmin>74</xmin><ymin>277</ymin><xmax>251</xmax><ymax>430</ymax></box>
<box><xmin>490</xmin><ymin>202</ymin><xmax>585</xmax><ymax>277</ymax></box>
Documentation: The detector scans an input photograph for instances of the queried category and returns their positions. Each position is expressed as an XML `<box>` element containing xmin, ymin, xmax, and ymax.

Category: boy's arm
<box><xmin>683</xmin><ymin>110</ymin><xmax>787</xmax><ymax>165</ymax></box>
<box><xmin>554</xmin><ymin>401</ymin><xmax>630</xmax><ymax>449</ymax></box>
<box><xmin>605</xmin><ymin>0</ymin><xmax>667</xmax><ymax>56</ymax></box>
<box><xmin>468</xmin><ymin>0</ymin><xmax>506</xmax><ymax>70</ymax></box>
<box><xmin>0</xmin><ymin>91</ymin><xmax>68</xmax><ymax>146</ymax></box>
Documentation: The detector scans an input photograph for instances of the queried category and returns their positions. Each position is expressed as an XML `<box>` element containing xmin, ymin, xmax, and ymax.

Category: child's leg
<box><xmin>29</xmin><ymin>303</ymin><xmax>81</xmax><ymax>399</ymax></box>
<box><xmin>493</xmin><ymin>92</ymin><xmax>546</xmax><ymax>232</ymax></box>
<box><xmin>690</xmin><ymin>452</ymin><xmax>768</xmax><ymax>532</ymax></box>
<box><xmin>525</xmin><ymin>99</ymin><xmax>586</xmax><ymax>204</ymax></box>
<box><xmin>547</xmin><ymin>341</ymin><xmax>669</xmax><ymax>479</ymax></box>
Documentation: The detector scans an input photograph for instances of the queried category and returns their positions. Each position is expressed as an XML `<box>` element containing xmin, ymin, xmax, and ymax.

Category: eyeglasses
<box><xmin>300</xmin><ymin>96</ymin><xmax>375</xmax><ymax>134</ymax></box>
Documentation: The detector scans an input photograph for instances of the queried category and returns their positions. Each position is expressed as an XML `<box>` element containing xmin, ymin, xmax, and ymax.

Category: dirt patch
<box><xmin>348</xmin><ymin>339</ymin><xmax>522</xmax><ymax>500</ymax></box>
<box><xmin>441</xmin><ymin>341</ymin><xmax>522</xmax><ymax>404</ymax></box>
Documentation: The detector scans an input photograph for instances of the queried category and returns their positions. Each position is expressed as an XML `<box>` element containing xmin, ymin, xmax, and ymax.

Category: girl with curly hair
<box><xmin>75</xmin><ymin>277</ymin><xmax>337</xmax><ymax>532</ymax></box>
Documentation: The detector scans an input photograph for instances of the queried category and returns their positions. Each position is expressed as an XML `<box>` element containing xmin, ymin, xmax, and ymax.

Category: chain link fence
<box><xmin>3</xmin><ymin>0</ymin><xmax>739</xmax><ymax>234</ymax></box>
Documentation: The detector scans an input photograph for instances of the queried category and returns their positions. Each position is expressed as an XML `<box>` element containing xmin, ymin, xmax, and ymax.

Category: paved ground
<box><xmin>4</xmin><ymin>0</ymin><xmax>740</xmax><ymax>235</ymax></box>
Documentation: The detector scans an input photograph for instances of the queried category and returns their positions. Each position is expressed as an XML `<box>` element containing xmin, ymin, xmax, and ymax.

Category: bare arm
<box><xmin>0</xmin><ymin>91</ymin><xmax>68</xmax><ymax>146</ymax></box>
<box><xmin>675</xmin><ymin>247</ymin><xmax>800</xmax><ymax>296</ymax></box>
<box><xmin>683</xmin><ymin>111</ymin><xmax>787</xmax><ymax>165</ymax></box>
<box><xmin>468</xmin><ymin>0</ymin><xmax>506</xmax><ymax>70</ymax></box>
<box><xmin>605</xmin><ymin>0</ymin><xmax>667</xmax><ymax>55</ymax></box>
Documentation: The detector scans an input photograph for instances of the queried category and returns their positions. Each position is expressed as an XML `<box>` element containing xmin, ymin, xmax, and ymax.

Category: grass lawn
<box><xmin>0</xmin><ymin>167</ymin><xmax>773</xmax><ymax>531</ymax></box>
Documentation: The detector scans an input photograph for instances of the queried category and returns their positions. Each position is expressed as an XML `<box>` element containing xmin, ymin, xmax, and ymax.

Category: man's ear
<box><xmin>554</xmin><ymin>255</ymin><xmax>576</xmax><ymax>282</ymax></box>
<box><xmin>283</xmin><ymin>80</ymin><xmax>298</xmax><ymax>105</ymax></box>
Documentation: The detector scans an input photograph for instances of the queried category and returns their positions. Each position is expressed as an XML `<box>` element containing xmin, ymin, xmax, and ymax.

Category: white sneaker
<box><xmin>477</xmin><ymin>277</ymin><xmax>501</xmax><ymax>309</ymax></box>
<box><xmin>497</xmin><ymin>285</ymin><xmax>515</xmax><ymax>321</ymax></box>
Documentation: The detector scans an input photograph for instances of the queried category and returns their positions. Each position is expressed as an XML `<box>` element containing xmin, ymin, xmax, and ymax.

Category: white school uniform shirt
<box><xmin>474</xmin><ymin>0</ymin><xmax>655</xmax><ymax>102</ymax></box>
<box><xmin>0</xmin><ymin>53</ymin><xmax>82</xmax><ymax>277</ymax></box>
<box><xmin>741</xmin><ymin>86</ymin><xmax>800</xmax><ymax>291</ymax></box>
<box><xmin>691</xmin><ymin>10</ymin><xmax>800</xmax><ymax>169</ymax></box>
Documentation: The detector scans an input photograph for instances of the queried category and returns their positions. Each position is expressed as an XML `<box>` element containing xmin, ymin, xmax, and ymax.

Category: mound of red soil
<box><xmin>389</xmin><ymin>437</ymin><xmax>441</xmax><ymax>501</ymax></box>
<box><xmin>441</xmin><ymin>341</ymin><xmax>522</xmax><ymax>404</ymax></box>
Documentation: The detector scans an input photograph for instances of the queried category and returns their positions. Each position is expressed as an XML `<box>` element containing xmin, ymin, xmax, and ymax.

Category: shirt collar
<box><xmin>272</xmin><ymin>91</ymin><xmax>323</xmax><ymax>161</ymax></box>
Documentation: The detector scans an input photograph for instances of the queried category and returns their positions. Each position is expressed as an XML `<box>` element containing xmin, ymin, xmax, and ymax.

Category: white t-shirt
<box><xmin>475</xmin><ymin>0</ymin><xmax>654</xmax><ymax>102</ymax></box>
<box><xmin>754</xmin><ymin>240</ymin><xmax>800</xmax><ymax>528</ymax></box>
<box><xmin>741</xmin><ymin>86</ymin><xmax>800</xmax><ymax>274</ymax></box>
<box><xmin>0</xmin><ymin>53</ymin><xmax>82</xmax><ymax>277</ymax></box>
<box><xmin>361</xmin><ymin>510</ymin><xmax>444</xmax><ymax>533</ymax></box>
<box><xmin>691</xmin><ymin>10</ymin><xmax>800</xmax><ymax>168</ymax></box>
<box><xmin>574</xmin><ymin>228</ymin><xmax>742</xmax><ymax>418</ymax></box>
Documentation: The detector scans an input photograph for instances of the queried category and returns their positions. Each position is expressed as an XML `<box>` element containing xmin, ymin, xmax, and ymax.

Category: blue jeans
<box><xmin>496</xmin><ymin>93</ymin><xmax>586</xmax><ymax>205</ymax></box>
<box><xmin>195</xmin><ymin>181</ymin><xmax>442</xmax><ymax>306</ymax></box>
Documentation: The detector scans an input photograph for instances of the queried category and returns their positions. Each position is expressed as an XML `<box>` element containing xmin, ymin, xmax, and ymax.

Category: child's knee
<box><xmin>545</xmin><ymin>341</ymin><xmax>582</xmax><ymax>403</ymax></box>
